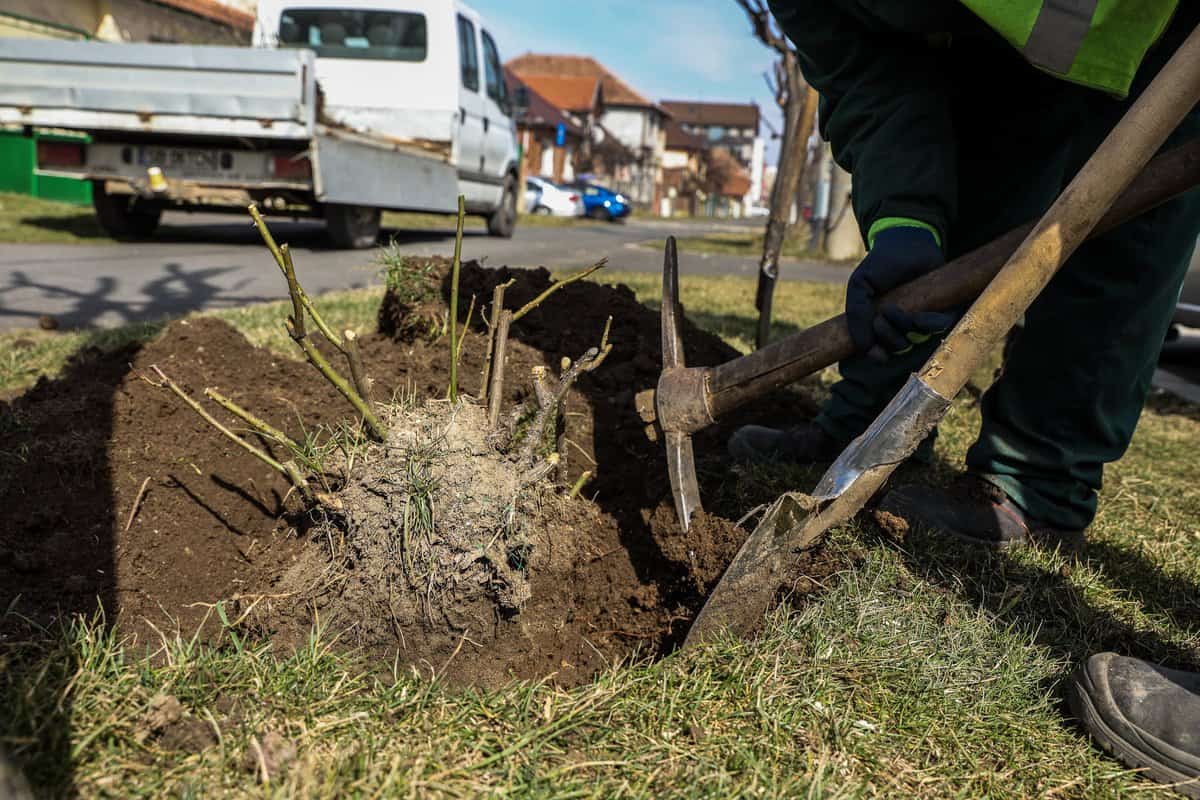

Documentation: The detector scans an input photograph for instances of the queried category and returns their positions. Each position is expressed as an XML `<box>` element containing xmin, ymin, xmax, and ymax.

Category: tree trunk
<box><xmin>755</xmin><ymin>57</ymin><xmax>812</xmax><ymax>349</ymax></box>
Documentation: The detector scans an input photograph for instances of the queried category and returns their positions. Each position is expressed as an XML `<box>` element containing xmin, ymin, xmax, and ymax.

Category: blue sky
<box><xmin>468</xmin><ymin>0</ymin><xmax>784</xmax><ymax>150</ymax></box>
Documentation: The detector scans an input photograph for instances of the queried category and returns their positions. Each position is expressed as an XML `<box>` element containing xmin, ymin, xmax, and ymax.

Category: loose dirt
<box><xmin>0</xmin><ymin>260</ymin><xmax>828</xmax><ymax>687</ymax></box>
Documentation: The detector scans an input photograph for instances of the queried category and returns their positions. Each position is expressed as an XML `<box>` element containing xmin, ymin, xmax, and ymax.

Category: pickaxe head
<box><xmin>658</xmin><ymin>237</ymin><xmax>706</xmax><ymax>532</ymax></box>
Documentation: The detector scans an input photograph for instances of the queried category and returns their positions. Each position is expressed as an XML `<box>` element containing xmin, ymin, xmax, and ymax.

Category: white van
<box><xmin>0</xmin><ymin>0</ymin><xmax>521</xmax><ymax>248</ymax></box>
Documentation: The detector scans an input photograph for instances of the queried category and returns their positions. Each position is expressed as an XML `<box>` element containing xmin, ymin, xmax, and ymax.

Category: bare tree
<box><xmin>735</xmin><ymin>0</ymin><xmax>819</xmax><ymax>349</ymax></box>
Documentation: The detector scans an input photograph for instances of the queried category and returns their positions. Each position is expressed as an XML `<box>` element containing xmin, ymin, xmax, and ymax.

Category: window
<box><xmin>457</xmin><ymin>15</ymin><xmax>479</xmax><ymax>92</ymax></box>
<box><xmin>278</xmin><ymin>9</ymin><xmax>427</xmax><ymax>61</ymax></box>
<box><xmin>707</xmin><ymin>125</ymin><xmax>726</xmax><ymax>141</ymax></box>
<box><xmin>481</xmin><ymin>30</ymin><xmax>508</xmax><ymax>109</ymax></box>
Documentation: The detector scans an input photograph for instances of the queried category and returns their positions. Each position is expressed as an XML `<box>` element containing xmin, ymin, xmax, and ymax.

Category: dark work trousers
<box><xmin>815</xmin><ymin>11</ymin><xmax>1200</xmax><ymax>529</ymax></box>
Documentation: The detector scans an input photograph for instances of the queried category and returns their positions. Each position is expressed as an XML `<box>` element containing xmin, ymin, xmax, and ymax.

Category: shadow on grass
<box><xmin>13</xmin><ymin>211</ymin><xmax>464</xmax><ymax>251</ymax></box>
<box><xmin>862</xmin><ymin>473</ymin><xmax>1200</xmax><ymax>699</ymax></box>
<box><xmin>0</xmin><ymin>262</ymin><xmax>275</xmax><ymax>330</ymax></box>
<box><xmin>0</xmin><ymin>328</ymin><xmax>149</xmax><ymax>794</ymax></box>
<box><xmin>18</xmin><ymin>214</ymin><xmax>107</xmax><ymax>240</ymax></box>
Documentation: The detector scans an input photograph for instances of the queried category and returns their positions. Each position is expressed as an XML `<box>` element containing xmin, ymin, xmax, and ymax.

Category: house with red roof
<box><xmin>0</xmin><ymin>0</ymin><xmax>252</xmax><ymax>43</ymax></box>
<box><xmin>506</xmin><ymin>53</ymin><xmax>669</xmax><ymax>208</ymax></box>
<box><xmin>505</xmin><ymin>69</ymin><xmax>587</xmax><ymax>185</ymax></box>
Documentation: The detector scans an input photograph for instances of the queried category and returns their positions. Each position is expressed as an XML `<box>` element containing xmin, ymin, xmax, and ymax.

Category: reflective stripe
<box><xmin>1023</xmin><ymin>0</ymin><xmax>1099</xmax><ymax>74</ymax></box>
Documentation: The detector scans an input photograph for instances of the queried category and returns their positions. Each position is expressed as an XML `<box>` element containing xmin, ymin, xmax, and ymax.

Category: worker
<box><xmin>729</xmin><ymin>2</ymin><xmax>1200</xmax><ymax>794</ymax></box>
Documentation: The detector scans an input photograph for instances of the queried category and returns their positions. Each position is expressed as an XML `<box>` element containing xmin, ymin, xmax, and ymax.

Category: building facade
<box><xmin>506</xmin><ymin>69</ymin><xmax>585</xmax><ymax>185</ymax></box>
<box><xmin>0</xmin><ymin>0</ymin><xmax>253</xmax><ymax>44</ymax></box>
<box><xmin>661</xmin><ymin>100</ymin><xmax>765</xmax><ymax>204</ymax></box>
<box><xmin>507</xmin><ymin>54</ymin><xmax>668</xmax><ymax>207</ymax></box>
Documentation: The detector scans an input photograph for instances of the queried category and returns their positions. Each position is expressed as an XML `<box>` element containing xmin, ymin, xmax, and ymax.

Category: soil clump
<box><xmin>0</xmin><ymin>260</ymin><xmax>829</xmax><ymax>687</ymax></box>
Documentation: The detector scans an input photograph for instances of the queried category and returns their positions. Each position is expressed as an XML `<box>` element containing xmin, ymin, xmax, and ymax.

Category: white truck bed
<box><xmin>0</xmin><ymin>37</ymin><xmax>458</xmax><ymax>213</ymax></box>
<box><xmin>0</xmin><ymin>38</ymin><xmax>317</xmax><ymax>140</ymax></box>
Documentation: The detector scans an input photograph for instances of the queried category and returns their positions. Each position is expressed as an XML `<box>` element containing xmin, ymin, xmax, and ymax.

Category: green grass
<box><xmin>643</xmin><ymin>230</ymin><xmax>816</xmax><ymax>261</ymax></box>
<box><xmin>384</xmin><ymin>210</ymin><xmax>601</xmax><ymax>232</ymax></box>
<box><xmin>2</xmin><ymin>268</ymin><xmax>1199</xmax><ymax>797</ymax></box>
<box><xmin>0</xmin><ymin>191</ymin><xmax>107</xmax><ymax>244</ymax></box>
<box><xmin>0</xmin><ymin>193</ymin><xmax>596</xmax><ymax>246</ymax></box>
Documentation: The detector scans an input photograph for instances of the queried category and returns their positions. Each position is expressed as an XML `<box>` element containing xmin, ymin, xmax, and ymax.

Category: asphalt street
<box><xmin>0</xmin><ymin>212</ymin><xmax>848</xmax><ymax>332</ymax></box>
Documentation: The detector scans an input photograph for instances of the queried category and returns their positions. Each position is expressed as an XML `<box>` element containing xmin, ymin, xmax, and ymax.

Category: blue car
<box><xmin>563</xmin><ymin>181</ymin><xmax>631</xmax><ymax>221</ymax></box>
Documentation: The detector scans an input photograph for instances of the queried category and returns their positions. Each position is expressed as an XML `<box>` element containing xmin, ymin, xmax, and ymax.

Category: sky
<box><xmin>467</xmin><ymin>0</ymin><xmax>785</xmax><ymax>155</ymax></box>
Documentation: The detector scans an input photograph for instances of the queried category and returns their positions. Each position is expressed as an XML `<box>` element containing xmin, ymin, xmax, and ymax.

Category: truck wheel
<box><xmin>92</xmin><ymin>182</ymin><xmax>162</xmax><ymax>240</ymax></box>
<box><xmin>325</xmin><ymin>204</ymin><xmax>381</xmax><ymax>249</ymax></box>
<box><xmin>487</xmin><ymin>177</ymin><xmax>517</xmax><ymax>238</ymax></box>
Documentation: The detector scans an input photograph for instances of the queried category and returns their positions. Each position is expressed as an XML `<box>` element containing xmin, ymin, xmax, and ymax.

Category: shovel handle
<box><xmin>920</xmin><ymin>22</ymin><xmax>1200</xmax><ymax>397</ymax></box>
<box><xmin>705</xmin><ymin>136</ymin><xmax>1200</xmax><ymax>418</ymax></box>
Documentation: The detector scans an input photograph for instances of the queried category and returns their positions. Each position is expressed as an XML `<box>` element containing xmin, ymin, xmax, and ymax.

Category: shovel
<box><xmin>682</xmin><ymin>22</ymin><xmax>1200</xmax><ymax>647</ymax></box>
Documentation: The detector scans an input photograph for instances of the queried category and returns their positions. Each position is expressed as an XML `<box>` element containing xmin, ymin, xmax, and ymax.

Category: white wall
<box><xmin>662</xmin><ymin>149</ymin><xmax>690</xmax><ymax>169</ymax></box>
<box><xmin>601</xmin><ymin>108</ymin><xmax>646</xmax><ymax>150</ymax></box>
<box><xmin>749</xmin><ymin>137</ymin><xmax>765</xmax><ymax>203</ymax></box>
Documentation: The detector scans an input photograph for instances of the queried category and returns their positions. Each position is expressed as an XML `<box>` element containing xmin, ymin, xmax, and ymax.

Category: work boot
<box><xmin>727</xmin><ymin>421</ymin><xmax>842</xmax><ymax>465</ymax></box>
<box><xmin>878</xmin><ymin>474</ymin><xmax>1083</xmax><ymax>550</ymax></box>
<box><xmin>1069</xmin><ymin>653</ymin><xmax>1200</xmax><ymax>798</ymax></box>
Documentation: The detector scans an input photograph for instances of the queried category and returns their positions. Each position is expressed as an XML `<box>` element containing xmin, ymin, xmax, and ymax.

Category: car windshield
<box><xmin>278</xmin><ymin>9</ymin><xmax>427</xmax><ymax>62</ymax></box>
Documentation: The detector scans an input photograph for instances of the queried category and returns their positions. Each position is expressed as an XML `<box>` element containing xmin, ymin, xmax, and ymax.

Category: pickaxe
<box><xmin>640</xmin><ymin>135</ymin><xmax>1200</xmax><ymax>533</ymax></box>
<box><xmin>664</xmin><ymin>21</ymin><xmax>1200</xmax><ymax>647</ymax></box>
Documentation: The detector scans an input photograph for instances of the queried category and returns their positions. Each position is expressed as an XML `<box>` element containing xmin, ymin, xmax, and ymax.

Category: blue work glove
<box><xmin>846</xmin><ymin>225</ymin><xmax>958</xmax><ymax>361</ymax></box>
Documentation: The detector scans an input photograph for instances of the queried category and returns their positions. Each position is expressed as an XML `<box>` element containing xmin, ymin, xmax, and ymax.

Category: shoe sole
<box><xmin>1068</xmin><ymin>668</ymin><xmax>1200</xmax><ymax>798</ymax></box>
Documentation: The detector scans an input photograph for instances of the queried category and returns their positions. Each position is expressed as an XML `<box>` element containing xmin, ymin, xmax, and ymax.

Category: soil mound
<box><xmin>0</xmin><ymin>260</ymin><xmax>825</xmax><ymax>687</ymax></box>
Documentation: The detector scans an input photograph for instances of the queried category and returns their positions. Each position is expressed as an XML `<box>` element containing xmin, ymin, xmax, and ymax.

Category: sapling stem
<box><xmin>151</xmin><ymin>366</ymin><xmax>312</xmax><ymax>502</ymax></box>
<box><xmin>518</xmin><ymin>347</ymin><xmax>600</xmax><ymax>464</ymax></box>
<box><xmin>453</xmin><ymin>293</ymin><xmax>477</xmax><ymax>378</ymax></box>
<box><xmin>249</xmin><ymin>205</ymin><xmax>342</xmax><ymax>350</ymax></box>
<box><xmin>342</xmin><ymin>330</ymin><xmax>374</xmax><ymax>406</ymax></box>
<box><xmin>280</xmin><ymin>244</ymin><xmax>306</xmax><ymax>338</ymax></box>
<box><xmin>447</xmin><ymin>194</ymin><xmax>466</xmax><ymax>402</ymax></box>
<box><xmin>287</xmin><ymin>319</ymin><xmax>386</xmax><ymax>441</ymax></box>
<box><xmin>480</xmin><ymin>278</ymin><xmax>515</xmax><ymax>402</ymax></box>
<box><xmin>511</xmin><ymin>259</ymin><xmax>607</xmax><ymax>322</ymax></box>
<box><xmin>569</xmin><ymin>470</ymin><xmax>593</xmax><ymax>499</ymax></box>
<box><xmin>487</xmin><ymin>309</ymin><xmax>513</xmax><ymax>428</ymax></box>
<box><xmin>204</xmin><ymin>388</ymin><xmax>296</xmax><ymax>448</ymax></box>
<box><xmin>588</xmin><ymin>315</ymin><xmax>615</xmax><ymax>371</ymax></box>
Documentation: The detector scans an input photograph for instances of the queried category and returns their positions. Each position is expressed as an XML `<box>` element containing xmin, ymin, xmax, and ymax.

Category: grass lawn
<box><xmin>644</xmin><ymin>230</ymin><xmax>817</xmax><ymax>261</ymax></box>
<box><xmin>0</xmin><ymin>192</ymin><xmax>105</xmax><ymax>244</ymax></box>
<box><xmin>2</xmin><ymin>267</ymin><xmax>1198</xmax><ymax>797</ymax></box>
<box><xmin>0</xmin><ymin>192</ymin><xmax>600</xmax><ymax>246</ymax></box>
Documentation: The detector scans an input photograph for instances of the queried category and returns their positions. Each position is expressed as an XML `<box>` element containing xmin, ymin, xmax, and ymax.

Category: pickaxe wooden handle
<box><xmin>684</xmin><ymin>20</ymin><xmax>1200</xmax><ymax>646</ymax></box>
<box><xmin>644</xmin><ymin>136</ymin><xmax>1200</xmax><ymax>531</ymax></box>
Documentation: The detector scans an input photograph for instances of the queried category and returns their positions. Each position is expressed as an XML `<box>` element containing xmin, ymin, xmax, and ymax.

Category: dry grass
<box><xmin>1</xmin><ymin>268</ymin><xmax>1198</xmax><ymax>797</ymax></box>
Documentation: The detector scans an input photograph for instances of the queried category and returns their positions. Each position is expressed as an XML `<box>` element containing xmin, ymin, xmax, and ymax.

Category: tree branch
<box><xmin>733</xmin><ymin>0</ymin><xmax>792</xmax><ymax>55</ymax></box>
<box><xmin>511</xmin><ymin>259</ymin><xmax>607</xmax><ymax>323</ymax></box>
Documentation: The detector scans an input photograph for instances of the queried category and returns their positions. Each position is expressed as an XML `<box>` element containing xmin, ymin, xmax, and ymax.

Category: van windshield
<box><xmin>278</xmin><ymin>9</ymin><xmax>427</xmax><ymax>62</ymax></box>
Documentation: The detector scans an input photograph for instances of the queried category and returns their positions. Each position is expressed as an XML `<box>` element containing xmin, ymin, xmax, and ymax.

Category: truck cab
<box><xmin>254</xmin><ymin>0</ymin><xmax>519</xmax><ymax>231</ymax></box>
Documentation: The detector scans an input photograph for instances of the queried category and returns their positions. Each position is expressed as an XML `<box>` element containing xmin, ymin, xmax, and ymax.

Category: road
<box><xmin>0</xmin><ymin>212</ymin><xmax>848</xmax><ymax>331</ymax></box>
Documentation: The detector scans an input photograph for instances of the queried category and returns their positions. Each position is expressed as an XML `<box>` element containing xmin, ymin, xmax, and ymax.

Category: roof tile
<box><xmin>149</xmin><ymin>0</ymin><xmax>255</xmax><ymax>31</ymax></box>
<box><xmin>507</xmin><ymin>53</ymin><xmax>660</xmax><ymax>111</ymax></box>
<box><xmin>660</xmin><ymin>100</ymin><xmax>760</xmax><ymax>129</ymax></box>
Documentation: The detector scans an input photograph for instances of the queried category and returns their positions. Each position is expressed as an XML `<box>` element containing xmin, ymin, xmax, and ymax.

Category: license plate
<box><xmin>137</xmin><ymin>146</ymin><xmax>227</xmax><ymax>175</ymax></box>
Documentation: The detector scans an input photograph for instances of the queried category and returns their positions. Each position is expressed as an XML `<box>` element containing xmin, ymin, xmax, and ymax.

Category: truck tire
<box><xmin>325</xmin><ymin>204</ymin><xmax>381</xmax><ymax>249</ymax></box>
<box><xmin>92</xmin><ymin>182</ymin><xmax>162</xmax><ymax>240</ymax></box>
<box><xmin>487</xmin><ymin>177</ymin><xmax>517</xmax><ymax>238</ymax></box>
